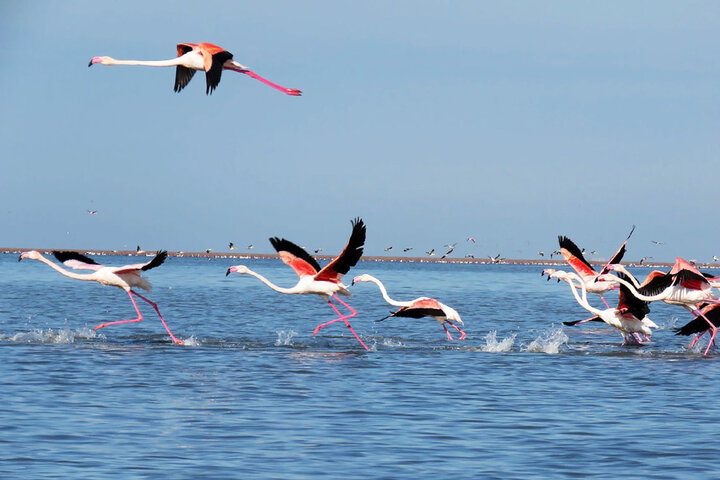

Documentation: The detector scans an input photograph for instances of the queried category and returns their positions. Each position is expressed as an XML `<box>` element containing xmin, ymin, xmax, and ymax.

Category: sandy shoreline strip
<box><xmin>4</xmin><ymin>247</ymin><xmax>718</xmax><ymax>269</ymax></box>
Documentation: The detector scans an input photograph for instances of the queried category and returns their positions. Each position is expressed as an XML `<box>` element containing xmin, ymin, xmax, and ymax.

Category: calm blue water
<box><xmin>1</xmin><ymin>253</ymin><xmax>719</xmax><ymax>479</ymax></box>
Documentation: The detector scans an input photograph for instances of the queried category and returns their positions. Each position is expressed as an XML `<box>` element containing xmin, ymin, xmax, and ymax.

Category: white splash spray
<box><xmin>480</xmin><ymin>330</ymin><xmax>516</xmax><ymax>352</ymax></box>
<box><xmin>526</xmin><ymin>327</ymin><xmax>568</xmax><ymax>354</ymax></box>
<box><xmin>275</xmin><ymin>330</ymin><xmax>298</xmax><ymax>346</ymax></box>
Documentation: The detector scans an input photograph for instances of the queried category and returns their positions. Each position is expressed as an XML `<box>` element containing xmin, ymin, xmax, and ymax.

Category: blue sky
<box><xmin>1</xmin><ymin>1</ymin><xmax>718</xmax><ymax>261</ymax></box>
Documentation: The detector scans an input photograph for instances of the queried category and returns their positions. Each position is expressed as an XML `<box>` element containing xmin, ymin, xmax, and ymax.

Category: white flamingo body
<box><xmin>549</xmin><ymin>270</ymin><xmax>657</xmax><ymax>342</ymax></box>
<box><xmin>352</xmin><ymin>273</ymin><xmax>465</xmax><ymax>340</ymax></box>
<box><xmin>19</xmin><ymin>250</ymin><xmax>183</xmax><ymax>344</ymax></box>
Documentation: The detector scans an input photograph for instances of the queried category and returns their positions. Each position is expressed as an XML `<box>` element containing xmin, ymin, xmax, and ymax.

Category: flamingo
<box><xmin>89</xmin><ymin>42</ymin><xmax>301</xmax><ymax>96</ymax></box>
<box><xmin>351</xmin><ymin>274</ymin><xmax>465</xmax><ymax>340</ymax></box>
<box><xmin>603</xmin><ymin>259</ymin><xmax>720</xmax><ymax>354</ymax></box>
<box><xmin>542</xmin><ymin>226</ymin><xmax>634</xmax><ymax>308</ymax></box>
<box><xmin>226</xmin><ymin>218</ymin><xmax>369</xmax><ymax>350</ymax></box>
<box><xmin>548</xmin><ymin>270</ymin><xmax>657</xmax><ymax>344</ymax></box>
<box><xmin>18</xmin><ymin>250</ymin><xmax>183</xmax><ymax>345</ymax></box>
<box><xmin>674</xmin><ymin>303</ymin><xmax>720</xmax><ymax>353</ymax></box>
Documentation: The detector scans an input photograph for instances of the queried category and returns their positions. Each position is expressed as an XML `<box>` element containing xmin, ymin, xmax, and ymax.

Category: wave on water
<box><xmin>479</xmin><ymin>330</ymin><xmax>516</xmax><ymax>352</ymax></box>
<box><xmin>0</xmin><ymin>326</ymin><xmax>102</xmax><ymax>344</ymax></box>
<box><xmin>526</xmin><ymin>326</ymin><xmax>568</xmax><ymax>354</ymax></box>
<box><xmin>275</xmin><ymin>330</ymin><xmax>298</xmax><ymax>346</ymax></box>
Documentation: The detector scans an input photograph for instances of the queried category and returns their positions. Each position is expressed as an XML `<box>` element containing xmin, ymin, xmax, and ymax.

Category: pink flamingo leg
<box><xmin>449</xmin><ymin>323</ymin><xmax>467</xmax><ymax>340</ymax></box>
<box><xmin>316</xmin><ymin>296</ymin><xmax>369</xmax><ymax>351</ymax></box>
<box><xmin>690</xmin><ymin>308</ymin><xmax>718</xmax><ymax>355</ymax></box>
<box><xmin>93</xmin><ymin>290</ymin><xmax>144</xmax><ymax>330</ymax></box>
<box><xmin>131</xmin><ymin>291</ymin><xmax>184</xmax><ymax>345</ymax></box>
<box><xmin>228</xmin><ymin>67</ymin><xmax>302</xmax><ymax>96</ymax></box>
<box><xmin>689</xmin><ymin>331</ymin><xmax>705</xmax><ymax>349</ymax></box>
<box><xmin>600</xmin><ymin>296</ymin><xmax>611</xmax><ymax>309</ymax></box>
<box><xmin>442</xmin><ymin>323</ymin><xmax>454</xmax><ymax>341</ymax></box>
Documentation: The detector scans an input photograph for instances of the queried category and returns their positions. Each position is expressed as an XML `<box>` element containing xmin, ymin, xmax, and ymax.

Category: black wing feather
<box><xmin>563</xmin><ymin>316</ymin><xmax>602</xmax><ymax>326</ymax></box>
<box><xmin>391</xmin><ymin>307</ymin><xmax>446</xmax><ymax>319</ymax></box>
<box><xmin>141</xmin><ymin>251</ymin><xmax>168</xmax><ymax>271</ymax></box>
<box><xmin>205</xmin><ymin>51</ymin><xmax>233</xmax><ymax>95</ymax></box>
<box><xmin>637</xmin><ymin>273</ymin><xmax>674</xmax><ymax>297</ymax></box>
<box><xmin>674</xmin><ymin>306</ymin><xmax>720</xmax><ymax>336</ymax></box>
<box><xmin>672</xmin><ymin>269</ymin><xmax>709</xmax><ymax>286</ymax></box>
<box><xmin>269</xmin><ymin>237</ymin><xmax>322</xmax><ymax>272</ymax></box>
<box><xmin>616</xmin><ymin>272</ymin><xmax>650</xmax><ymax>318</ymax></box>
<box><xmin>174</xmin><ymin>66</ymin><xmax>196</xmax><ymax>92</ymax></box>
<box><xmin>558</xmin><ymin>236</ymin><xmax>594</xmax><ymax>272</ymax></box>
<box><xmin>53</xmin><ymin>251</ymin><xmax>100</xmax><ymax>265</ymax></box>
<box><xmin>324</xmin><ymin>218</ymin><xmax>366</xmax><ymax>276</ymax></box>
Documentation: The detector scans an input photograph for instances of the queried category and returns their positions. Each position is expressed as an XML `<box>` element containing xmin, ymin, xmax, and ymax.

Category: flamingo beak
<box><xmin>88</xmin><ymin>57</ymin><xmax>103</xmax><ymax>67</ymax></box>
<box><xmin>17</xmin><ymin>254</ymin><xmax>23</xmax><ymax>262</ymax></box>
<box><xmin>225</xmin><ymin>268</ymin><xmax>232</xmax><ymax>276</ymax></box>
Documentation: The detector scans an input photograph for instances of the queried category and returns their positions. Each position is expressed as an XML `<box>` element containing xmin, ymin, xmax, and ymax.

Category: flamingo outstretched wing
<box><xmin>558</xmin><ymin>236</ymin><xmax>595</xmax><ymax>277</ymax></box>
<box><xmin>53</xmin><ymin>251</ymin><xmax>104</xmax><ymax>271</ymax></box>
<box><xmin>315</xmin><ymin>218</ymin><xmax>366</xmax><ymax>283</ymax></box>
<box><xmin>270</xmin><ymin>237</ymin><xmax>320</xmax><ymax>278</ymax></box>
<box><xmin>113</xmin><ymin>251</ymin><xmax>168</xmax><ymax>275</ymax></box>
<box><xmin>598</xmin><ymin>225</ymin><xmax>635</xmax><ymax>276</ymax></box>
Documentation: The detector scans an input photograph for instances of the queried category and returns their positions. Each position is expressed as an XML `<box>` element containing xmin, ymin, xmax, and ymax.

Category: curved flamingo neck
<box><xmin>34</xmin><ymin>255</ymin><xmax>95</xmax><ymax>282</ymax></box>
<box><xmin>606</xmin><ymin>274</ymin><xmax>667</xmax><ymax>302</ymax></box>
<box><xmin>363</xmin><ymin>275</ymin><xmax>412</xmax><ymax>307</ymax></box>
<box><xmin>244</xmin><ymin>269</ymin><xmax>298</xmax><ymax>295</ymax></box>
<box><xmin>611</xmin><ymin>265</ymin><xmax>641</xmax><ymax>288</ymax></box>
<box><xmin>564</xmin><ymin>272</ymin><xmax>602</xmax><ymax>316</ymax></box>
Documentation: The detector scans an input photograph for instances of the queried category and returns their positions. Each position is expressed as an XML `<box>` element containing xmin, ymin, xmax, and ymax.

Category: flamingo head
<box><xmin>18</xmin><ymin>250</ymin><xmax>42</xmax><ymax>262</ymax></box>
<box><xmin>88</xmin><ymin>56</ymin><xmax>114</xmax><ymax>67</ymax></box>
<box><xmin>351</xmin><ymin>274</ymin><xmax>374</xmax><ymax>286</ymax></box>
<box><xmin>541</xmin><ymin>268</ymin><xmax>556</xmax><ymax>280</ymax></box>
<box><xmin>226</xmin><ymin>265</ymin><xmax>249</xmax><ymax>276</ymax></box>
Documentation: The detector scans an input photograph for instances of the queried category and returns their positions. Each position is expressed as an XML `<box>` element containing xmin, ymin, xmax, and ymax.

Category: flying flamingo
<box><xmin>89</xmin><ymin>42</ymin><xmax>301</xmax><ymax>96</ymax></box>
<box><xmin>542</xmin><ymin>226</ymin><xmax>634</xmax><ymax>308</ymax></box>
<box><xmin>603</xmin><ymin>258</ymin><xmax>720</xmax><ymax>354</ymax></box>
<box><xmin>351</xmin><ymin>274</ymin><xmax>465</xmax><ymax>340</ymax></box>
<box><xmin>548</xmin><ymin>270</ymin><xmax>657</xmax><ymax>344</ymax></box>
<box><xmin>18</xmin><ymin>250</ymin><xmax>183</xmax><ymax>345</ymax></box>
<box><xmin>226</xmin><ymin>218</ymin><xmax>369</xmax><ymax>350</ymax></box>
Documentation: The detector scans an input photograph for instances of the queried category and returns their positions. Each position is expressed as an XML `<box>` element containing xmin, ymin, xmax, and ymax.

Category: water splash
<box><xmin>382</xmin><ymin>338</ymin><xmax>404</xmax><ymax>347</ymax></box>
<box><xmin>526</xmin><ymin>327</ymin><xmax>568</xmax><ymax>354</ymax></box>
<box><xmin>275</xmin><ymin>330</ymin><xmax>298</xmax><ymax>346</ymax></box>
<box><xmin>479</xmin><ymin>330</ymin><xmax>515</xmax><ymax>352</ymax></box>
<box><xmin>0</xmin><ymin>326</ymin><xmax>101</xmax><ymax>344</ymax></box>
<box><xmin>180</xmin><ymin>335</ymin><xmax>201</xmax><ymax>347</ymax></box>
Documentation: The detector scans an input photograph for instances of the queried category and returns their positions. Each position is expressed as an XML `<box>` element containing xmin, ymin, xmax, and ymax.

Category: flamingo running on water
<box><xmin>352</xmin><ymin>274</ymin><xmax>465</xmax><ymax>340</ymax></box>
<box><xmin>89</xmin><ymin>42</ymin><xmax>302</xmax><ymax>96</ymax></box>
<box><xmin>18</xmin><ymin>250</ymin><xmax>183</xmax><ymax>345</ymax></box>
<box><xmin>226</xmin><ymin>218</ymin><xmax>369</xmax><ymax>350</ymax></box>
<box><xmin>604</xmin><ymin>258</ymin><xmax>720</xmax><ymax>355</ymax></box>
<box><xmin>548</xmin><ymin>270</ymin><xmax>656</xmax><ymax>345</ymax></box>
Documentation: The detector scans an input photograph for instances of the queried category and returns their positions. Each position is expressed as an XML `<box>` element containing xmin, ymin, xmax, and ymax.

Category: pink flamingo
<box><xmin>18</xmin><ymin>250</ymin><xmax>183</xmax><ymax>345</ymax></box>
<box><xmin>226</xmin><ymin>218</ymin><xmax>369</xmax><ymax>350</ymax></box>
<box><xmin>351</xmin><ymin>274</ymin><xmax>466</xmax><ymax>340</ymax></box>
<box><xmin>542</xmin><ymin>226</ymin><xmax>634</xmax><ymax>308</ymax></box>
<box><xmin>605</xmin><ymin>258</ymin><xmax>720</xmax><ymax>355</ymax></box>
<box><xmin>548</xmin><ymin>270</ymin><xmax>657</xmax><ymax>345</ymax></box>
<box><xmin>89</xmin><ymin>42</ymin><xmax>302</xmax><ymax>96</ymax></box>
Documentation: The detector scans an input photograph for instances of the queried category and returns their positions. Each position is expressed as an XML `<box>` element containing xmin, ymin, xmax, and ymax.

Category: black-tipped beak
<box><xmin>225</xmin><ymin>268</ymin><xmax>231</xmax><ymax>276</ymax></box>
<box><xmin>88</xmin><ymin>60</ymin><xmax>93</xmax><ymax>67</ymax></box>
<box><xmin>17</xmin><ymin>255</ymin><xmax>22</xmax><ymax>262</ymax></box>
<box><xmin>351</xmin><ymin>280</ymin><xmax>356</xmax><ymax>286</ymax></box>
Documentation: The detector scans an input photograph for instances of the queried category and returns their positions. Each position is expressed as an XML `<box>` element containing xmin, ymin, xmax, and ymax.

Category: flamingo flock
<box><xmin>12</xmin><ymin>40</ymin><xmax>720</xmax><ymax>354</ymax></box>
<box><xmin>16</xmin><ymin>219</ymin><xmax>720</xmax><ymax>354</ymax></box>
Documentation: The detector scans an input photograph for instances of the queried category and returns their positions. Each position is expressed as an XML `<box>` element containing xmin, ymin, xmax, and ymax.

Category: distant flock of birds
<box><xmin>16</xmin><ymin>219</ymin><xmax>720</xmax><ymax>355</ymax></box>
